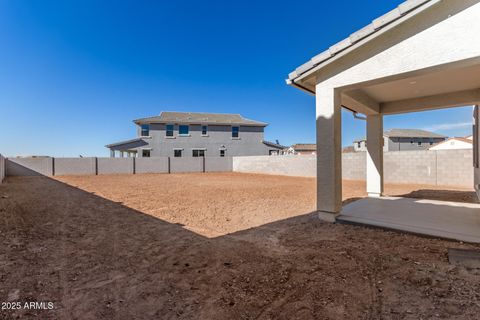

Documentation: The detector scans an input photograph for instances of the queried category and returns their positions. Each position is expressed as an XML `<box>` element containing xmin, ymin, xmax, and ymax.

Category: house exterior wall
<box><xmin>134</xmin><ymin>124</ymin><xmax>273</xmax><ymax>157</ymax></box>
<box><xmin>429</xmin><ymin>139</ymin><xmax>473</xmax><ymax>150</ymax></box>
<box><xmin>354</xmin><ymin>137</ymin><xmax>444</xmax><ymax>152</ymax></box>
<box><xmin>386</xmin><ymin>137</ymin><xmax>445</xmax><ymax>151</ymax></box>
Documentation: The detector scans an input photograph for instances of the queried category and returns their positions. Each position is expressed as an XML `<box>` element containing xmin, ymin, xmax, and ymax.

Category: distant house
<box><xmin>429</xmin><ymin>136</ymin><xmax>473</xmax><ymax>150</ymax></box>
<box><xmin>106</xmin><ymin>112</ymin><xmax>285</xmax><ymax>157</ymax></box>
<box><xmin>285</xmin><ymin>144</ymin><xmax>317</xmax><ymax>155</ymax></box>
<box><xmin>353</xmin><ymin>129</ymin><xmax>447</xmax><ymax>152</ymax></box>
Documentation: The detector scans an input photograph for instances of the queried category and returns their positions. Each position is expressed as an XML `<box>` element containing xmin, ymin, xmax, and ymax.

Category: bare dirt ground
<box><xmin>0</xmin><ymin>173</ymin><xmax>479</xmax><ymax>319</ymax></box>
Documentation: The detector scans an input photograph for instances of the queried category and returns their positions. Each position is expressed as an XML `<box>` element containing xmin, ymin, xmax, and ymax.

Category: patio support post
<box><xmin>110</xmin><ymin>149</ymin><xmax>115</xmax><ymax>158</ymax></box>
<box><xmin>366</xmin><ymin>114</ymin><xmax>384</xmax><ymax>197</ymax></box>
<box><xmin>316</xmin><ymin>86</ymin><xmax>342</xmax><ymax>221</ymax></box>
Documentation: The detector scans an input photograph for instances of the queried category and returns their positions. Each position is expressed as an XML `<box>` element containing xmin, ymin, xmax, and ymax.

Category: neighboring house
<box><xmin>429</xmin><ymin>136</ymin><xmax>473</xmax><ymax>150</ymax></box>
<box><xmin>106</xmin><ymin>112</ymin><xmax>285</xmax><ymax>157</ymax></box>
<box><xmin>353</xmin><ymin>129</ymin><xmax>447</xmax><ymax>152</ymax></box>
<box><xmin>285</xmin><ymin>144</ymin><xmax>317</xmax><ymax>155</ymax></box>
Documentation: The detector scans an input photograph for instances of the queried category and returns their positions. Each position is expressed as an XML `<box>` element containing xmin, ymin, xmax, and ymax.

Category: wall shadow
<box><xmin>390</xmin><ymin>189</ymin><xmax>479</xmax><ymax>204</ymax></box>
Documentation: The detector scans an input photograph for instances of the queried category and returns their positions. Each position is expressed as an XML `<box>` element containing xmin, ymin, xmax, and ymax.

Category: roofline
<box><xmin>287</xmin><ymin>0</ymin><xmax>440</xmax><ymax>87</ymax></box>
<box><xmin>105</xmin><ymin>138</ymin><xmax>144</xmax><ymax>148</ymax></box>
<box><xmin>133</xmin><ymin>111</ymin><xmax>268</xmax><ymax>126</ymax></box>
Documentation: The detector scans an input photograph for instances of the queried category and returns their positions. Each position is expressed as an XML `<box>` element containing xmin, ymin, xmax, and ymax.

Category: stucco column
<box><xmin>366</xmin><ymin>114</ymin><xmax>384</xmax><ymax>197</ymax></box>
<box><xmin>316</xmin><ymin>86</ymin><xmax>342</xmax><ymax>221</ymax></box>
<box><xmin>110</xmin><ymin>150</ymin><xmax>115</xmax><ymax>158</ymax></box>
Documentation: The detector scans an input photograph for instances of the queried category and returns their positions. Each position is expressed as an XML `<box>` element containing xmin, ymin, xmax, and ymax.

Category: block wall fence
<box><xmin>0</xmin><ymin>154</ymin><xmax>5</xmax><ymax>183</ymax></box>
<box><xmin>5</xmin><ymin>157</ymin><xmax>232</xmax><ymax>177</ymax></box>
<box><xmin>3</xmin><ymin>150</ymin><xmax>474</xmax><ymax>188</ymax></box>
<box><xmin>233</xmin><ymin>149</ymin><xmax>474</xmax><ymax>188</ymax></box>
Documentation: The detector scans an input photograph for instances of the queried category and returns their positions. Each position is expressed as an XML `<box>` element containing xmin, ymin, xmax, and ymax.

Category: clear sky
<box><xmin>0</xmin><ymin>0</ymin><xmax>474</xmax><ymax>157</ymax></box>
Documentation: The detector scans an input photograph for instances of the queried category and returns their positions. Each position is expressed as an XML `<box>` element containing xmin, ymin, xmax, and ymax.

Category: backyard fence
<box><xmin>4</xmin><ymin>150</ymin><xmax>474</xmax><ymax>188</ymax></box>
<box><xmin>0</xmin><ymin>154</ymin><xmax>5</xmax><ymax>183</ymax></box>
<box><xmin>233</xmin><ymin>149</ymin><xmax>474</xmax><ymax>188</ymax></box>
<box><xmin>6</xmin><ymin>156</ymin><xmax>233</xmax><ymax>177</ymax></box>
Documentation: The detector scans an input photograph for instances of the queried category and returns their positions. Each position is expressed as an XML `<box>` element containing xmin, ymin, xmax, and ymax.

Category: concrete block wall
<box><xmin>54</xmin><ymin>158</ymin><xmax>97</xmax><ymax>176</ymax></box>
<box><xmin>204</xmin><ymin>157</ymin><xmax>233</xmax><ymax>172</ymax></box>
<box><xmin>436</xmin><ymin>150</ymin><xmax>473</xmax><ymax>187</ymax></box>
<box><xmin>6</xmin><ymin>157</ymin><xmax>54</xmax><ymax>176</ymax></box>
<box><xmin>384</xmin><ymin>151</ymin><xmax>437</xmax><ymax>185</ymax></box>
<box><xmin>170</xmin><ymin>157</ymin><xmax>204</xmax><ymax>173</ymax></box>
<box><xmin>0</xmin><ymin>154</ymin><xmax>5</xmax><ymax>183</ymax></box>
<box><xmin>135</xmin><ymin>157</ymin><xmax>169</xmax><ymax>174</ymax></box>
<box><xmin>97</xmin><ymin>158</ymin><xmax>134</xmax><ymax>175</ymax></box>
<box><xmin>342</xmin><ymin>152</ymin><xmax>366</xmax><ymax>180</ymax></box>
<box><xmin>233</xmin><ymin>156</ymin><xmax>316</xmax><ymax>177</ymax></box>
<box><xmin>5</xmin><ymin>156</ymin><xmax>233</xmax><ymax>177</ymax></box>
<box><xmin>233</xmin><ymin>150</ymin><xmax>474</xmax><ymax>188</ymax></box>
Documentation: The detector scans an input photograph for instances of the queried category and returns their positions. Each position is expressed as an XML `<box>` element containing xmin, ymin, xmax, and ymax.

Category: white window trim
<box><xmin>201</xmin><ymin>125</ymin><xmax>208</xmax><ymax>136</ymax></box>
<box><xmin>165</xmin><ymin>124</ymin><xmax>175</xmax><ymax>138</ymax></box>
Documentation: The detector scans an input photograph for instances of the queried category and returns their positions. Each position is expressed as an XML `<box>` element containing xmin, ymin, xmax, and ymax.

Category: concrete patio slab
<box><xmin>337</xmin><ymin>197</ymin><xmax>480</xmax><ymax>243</ymax></box>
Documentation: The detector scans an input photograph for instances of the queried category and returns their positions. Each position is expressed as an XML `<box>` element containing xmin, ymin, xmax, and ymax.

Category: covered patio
<box><xmin>287</xmin><ymin>0</ymin><xmax>480</xmax><ymax>241</ymax></box>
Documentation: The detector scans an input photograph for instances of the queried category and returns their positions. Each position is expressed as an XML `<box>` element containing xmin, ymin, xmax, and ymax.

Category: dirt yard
<box><xmin>0</xmin><ymin>173</ymin><xmax>479</xmax><ymax>319</ymax></box>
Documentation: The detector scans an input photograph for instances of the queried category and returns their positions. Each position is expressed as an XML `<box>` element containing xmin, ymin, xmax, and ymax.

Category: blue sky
<box><xmin>0</xmin><ymin>0</ymin><xmax>474</xmax><ymax>157</ymax></box>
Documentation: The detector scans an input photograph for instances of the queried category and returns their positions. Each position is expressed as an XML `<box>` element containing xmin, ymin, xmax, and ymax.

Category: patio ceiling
<box><xmin>342</xmin><ymin>60</ymin><xmax>480</xmax><ymax>115</ymax></box>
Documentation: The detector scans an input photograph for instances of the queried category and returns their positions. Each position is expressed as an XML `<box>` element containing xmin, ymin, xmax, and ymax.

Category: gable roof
<box><xmin>429</xmin><ymin>137</ymin><xmax>473</xmax><ymax>149</ymax></box>
<box><xmin>263</xmin><ymin>140</ymin><xmax>288</xmax><ymax>149</ymax></box>
<box><xmin>384</xmin><ymin>129</ymin><xmax>447</xmax><ymax>138</ymax></box>
<box><xmin>354</xmin><ymin>128</ymin><xmax>447</xmax><ymax>142</ymax></box>
<box><xmin>287</xmin><ymin>0</ymin><xmax>434</xmax><ymax>85</ymax></box>
<box><xmin>134</xmin><ymin>112</ymin><xmax>267</xmax><ymax>126</ymax></box>
<box><xmin>292</xmin><ymin>143</ymin><xmax>316</xmax><ymax>151</ymax></box>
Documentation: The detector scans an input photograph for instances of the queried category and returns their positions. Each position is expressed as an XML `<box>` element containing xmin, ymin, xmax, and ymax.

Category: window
<box><xmin>418</xmin><ymin>141</ymin><xmax>422</xmax><ymax>146</ymax></box>
<box><xmin>179</xmin><ymin>125</ymin><xmax>189</xmax><ymax>135</ymax></box>
<box><xmin>166</xmin><ymin>124</ymin><xmax>174</xmax><ymax>137</ymax></box>
<box><xmin>220</xmin><ymin>149</ymin><xmax>225</xmax><ymax>157</ymax></box>
<box><xmin>174</xmin><ymin>149</ymin><xmax>182</xmax><ymax>157</ymax></box>
<box><xmin>232</xmin><ymin>126</ymin><xmax>239</xmax><ymax>138</ymax></box>
<box><xmin>202</xmin><ymin>125</ymin><xmax>208</xmax><ymax>136</ymax></box>
<box><xmin>141</xmin><ymin>124</ymin><xmax>149</xmax><ymax>137</ymax></box>
<box><xmin>142</xmin><ymin>150</ymin><xmax>150</xmax><ymax>157</ymax></box>
<box><xmin>192</xmin><ymin>149</ymin><xmax>205</xmax><ymax>157</ymax></box>
<box><xmin>357</xmin><ymin>142</ymin><xmax>361</xmax><ymax>148</ymax></box>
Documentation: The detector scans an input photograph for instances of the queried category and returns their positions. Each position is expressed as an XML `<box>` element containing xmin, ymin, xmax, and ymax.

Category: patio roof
<box><xmin>287</xmin><ymin>0</ymin><xmax>435</xmax><ymax>86</ymax></box>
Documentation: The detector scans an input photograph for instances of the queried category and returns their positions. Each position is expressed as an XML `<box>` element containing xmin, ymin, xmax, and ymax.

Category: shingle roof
<box><xmin>354</xmin><ymin>129</ymin><xmax>448</xmax><ymax>142</ymax></box>
<box><xmin>134</xmin><ymin>112</ymin><xmax>267</xmax><ymax>126</ymax></box>
<box><xmin>383</xmin><ymin>129</ymin><xmax>447</xmax><ymax>138</ymax></box>
<box><xmin>292</xmin><ymin>144</ymin><xmax>316</xmax><ymax>151</ymax></box>
<box><xmin>105</xmin><ymin>138</ymin><xmax>145</xmax><ymax>148</ymax></box>
<box><xmin>263</xmin><ymin>140</ymin><xmax>287</xmax><ymax>149</ymax></box>
<box><xmin>287</xmin><ymin>0</ymin><xmax>434</xmax><ymax>83</ymax></box>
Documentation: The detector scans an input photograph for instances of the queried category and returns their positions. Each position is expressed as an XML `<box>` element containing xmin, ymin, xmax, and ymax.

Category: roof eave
<box><xmin>287</xmin><ymin>0</ymin><xmax>441</xmax><ymax>89</ymax></box>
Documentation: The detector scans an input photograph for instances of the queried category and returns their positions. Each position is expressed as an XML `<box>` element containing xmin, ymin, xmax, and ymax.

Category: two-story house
<box><xmin>106</xmin><ymin>112</ymin><xmax>286</xmax><ymax>157</ymax></box>
<box><xmin>353</xmin><ymin>129</ymin><xmax>447</xmax><ymax>152</ymax></box>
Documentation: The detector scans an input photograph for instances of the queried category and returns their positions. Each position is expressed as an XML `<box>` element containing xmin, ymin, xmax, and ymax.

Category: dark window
<box><xmin>418</xmin><ymin>141</ymin><xmax>422</xmax><ymax>146</ymax></box>
<box><xmin>174</xmin><ymin>149</ymin><xmax>182</xmax><ymax>157</ymax></box>
<box><xmin>202</xmin><ymin>125</ymin><xmax>208</xmax><ymax>136</ymax></box>
<box><xmin>141</xmin><ymin>124</ymin><xmax>149</xmax><ymax>137</ymax></box>
<box><xmin>179</xmin><ymin>125</ymin><xmax>189</xmax><ymax>135</ymax></box>
<box><xmin>142</xmin><ymin>150</ymin><xmax>150</xmax><ymax>157</ymax></box>
<box><xmin>357</xmin><ymin>142</ymin><xmax>361</xmax><ymax>148</ymax></box>
<box><xmin>192</xmin><ymin>149</ymin><xmax>205</xmax><ymax>157</ymax></box>
<box><xmin>232</xmin><ymin>126</ymin><xmax>239</xmax><ymax>138</ymax></box>
<box><xmin>220</xmin><ymin>149</ymin><xmax>225</xmax><ymax>157</ymax></box>
<box><xmin>166</xmin><ymin>124</ymin><xmax>174</xmax><ymax>137</ymax></box>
